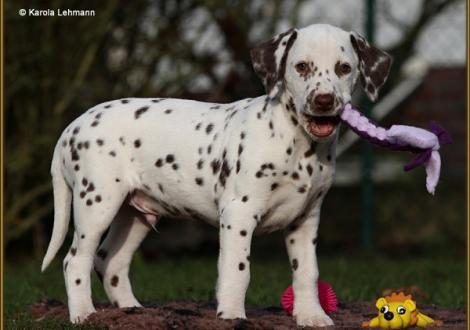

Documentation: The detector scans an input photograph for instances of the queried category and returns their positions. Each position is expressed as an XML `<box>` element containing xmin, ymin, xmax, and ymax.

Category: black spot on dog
<box><xmin>75</xmin><ymin>279</ymin><xmax>81</xmax><ymax>285</ymax></box>
<box><xmin>164</xmin><ymin>109</ymin><xmax>172</xmax><ymax>114</ymax></box>
<box><xmin>71</xmin><ymin>150</ymin><xmax>79</xmax><ymax>161</ymax></box>
<box><xmin>210</xmin><ymin>105</ymin><xmax>221</xmax><ymax>110</ymax></box>
<box><xmin>206</xmin><ymin>123</ymin><xmax>214</xmax><ymax>134</ymax></box>
<box><xmin>195</xmin><ymin>123</ymin><xmax>202</xmax><ymax>130</ymax></box>
<box><xmin>134</xmin><ymin>106</ymin><xmax>149</xmax><ymax>119</ymax></box>
<box><xmin>111</xmin><ymin>275</ymin><xmax>119</xmax><ymax>287</ymax></box>
<box><xmin>207</xmin><ymin>145</ymin><xmax>212</xmax><ymax>154</ymax></box>
<box><xmin>158</xmin><ymin>184</ymin><xmax>164</xmax><ymax>193</ymax></box>
<box><xmin>104</xmin><ymin>104</ymin><xmax>112</xmax><ymax>109</ymax></box>
<box><xmin>269</xmin><ymin>121</ymin><xmax>274</xmax><ymax>130</ymax></box>
<box><xmin>77</xmin><ymin>142</ymin><xmax>83</xmax><ymax>150</ymax></box>
<box><xmin>286</xmin><ymin>147</ymin><xmax>292</xmax><ymax>155</ymax></box>
<box><xmin>87</xmin><ymin>183</ymin><xmax>95</xmax><ymax>192</ymax></box>
<box><xmin>306</xmin><ymin>164</ymin><xmax>313</xmax><ymax>176</ymax></box>
<box><xmin>91</xmin><ymin>121</ymin><xmax>99</xmax><ymax>127</ymax></box>
<box><xmin>291</xmin><ymin>116</ymin><xmax>298</xmax><ymax>126</ymax></box>
<box><xmin>291</xmin><ymin>172</ymin><xmax>299</xmax><ymax>180</ymax></box>
<box><xmin>95</xmin><ymin>195</ymin><xmax>102</xmax><ymax>203</ymax></box>
<box><xmin>319</xmin><ymin>164</ymin><xmax>323</xmax><ymax>171</ymax></box>
<box><xmin>172</xmin><ymin>164</ymin><xmax>179</xmax><ymax>170</ymax></box>
<box><xmin>240</xmin><ymin>230</ymin><xmax>247</xmax><ymax>236</ymax></box>
<box><xmin>240</xmin><ymin>132</ymin><xmax>246</xmax><ymax>139</ymax></box>
<box><xmin>271</xmin><ymin>183</ymin><xmax>278</xmax><ymax>190</ymax></box>
<box><xmin>86</xmin><ymin>199</ymin><xmax>93</xmax><ymax>206</ymax></box>
<box><xmin>84</xmin><ymin>141</ymin><xmax>90</xmax><ymax>149</ymax></box>
<box><xmin>304</xmin><ymin>142</ymin><xmax>318</xmax><ymax>158</ymax></box>
<box><xmin>71</xmin><ymin>248</ymin><xmax>77</xmax><ymax>256</ymax></box>
<box><xmin>81</xmin><ymin>234</ymin><xmax>85</xmax><ymax>239</ymax></box>
<box><xmin>96</xmin><ymin>139</ymin><xmax>104</xmax><ymax>146</ymax></box>
<box><xmin>197</xmin><ymin>159</ymin><xmax>204</xmax><ymax>169</ymax></box>
<box><xmin>227</xmin><ymin>225</ymin><xmax>231</xmax><ymax>230</ymax></box>
<box><xmin>72</xmin><ymin>127</ymin><xmax>80</xmax><ymax>135</ymax></box>
<box><xmin>298</xmin><ymin>186</ymin><xmax>306</xmax><ymax>193</ymax></box>
<box><xmin>115</xmin><ymin>178</ymin><xmax>121</xmax><ymax>182</ymax></box>
<box><xmin>134</xmin><ymin>139</ymin><xmax>141</xmax><ymax>148</ymax></box>
<box><xmin>74</xmin><ymin>165</ymin><xmax>80</xmax><ymax>171</ymax></box>
<box><xmin>79</xmin><ymin>191</ymin><xmax>86</xmax><ymax>198</ymax></box>
<box><xmin>290</xmin><ymin>239</ymin><xmax>295</xmax><ymax>244</ymax></box>
<box><xmin>64</xmin><ymin>261</ymin><xmax>68</xmax><ymax>272</ymax></box>
<box><xmin>121</xmin><ymin>99</ymin><xmax>129</xmax><ymax>104</ymax></box>
<box><xmin>236</xmin><ymin>160</ymin><xmax>241</xmax><ymax>173</ymax></box>
<box><xmin>238</xmin><ymin>144</ymin><xmax>244</xmax><ymax>155</ymax></box>
<box><xmin>211</xmin><ymin>159</ymin><xmax>221</xmax><ymax>174</ymax></box>
<box><xmin>217</xmin><ymin>311</ymin><xmax>223</xmax><ymax>317</ymax></box>
<box><xmin>195</xmin><ymin>177</ymin><xmax>204</xmax><ymax>186</ymax></box>
<box><xmin>82</xmin><ymin>178</ymin><xmax>88</xmax><ymax>186</ymax></box>
<box><xmin>166</xmin><ymin>154</ymin><xmax>175</xmax><ymax>163</ymax></box>
<box><xmin>109</xmin><ymin>151</ymin><xmax>116</xmax><ymax>157</ymax></box>
<box><xmin>292</xmin><ymin>259</ymin><xmax>298</xmax><ymax>270</ymax></box>
<box><xmin>97</xmin><ymin>249</ymin><xmax>107</xmax><ymax>260</ymax></box>
<box><xmin>242</xmin><ymin>195</ymin><xmax>248</xmax><ymax>202</ymax></box>
<box><xmin>239</xmin><ymin>262</ymin><xmax>245</xmax><ymax>271</ymax></box>
<box><xmin>151</xmin><ymin>99</ymin><xmax>162</xmax><ymax>103</ymax></box>
<box><xmin>155</xmin><ymin>158</ymin><xmax>163</xmax><ymax>167</ymax></box>
<box><xmin>219</xmin><ymin>160</ymin><xmax>230</xmax><ymax>187</ymax></box>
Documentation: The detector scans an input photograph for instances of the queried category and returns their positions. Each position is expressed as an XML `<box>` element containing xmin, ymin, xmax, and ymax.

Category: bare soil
<box><xmin>30</xmin><ymin>299</ymin><xmax>466</xmax><ymax>329</ymax></box>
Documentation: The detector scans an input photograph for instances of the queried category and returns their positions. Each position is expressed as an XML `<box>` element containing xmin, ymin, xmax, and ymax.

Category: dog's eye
<box><xmin>397</xmin><ymin>306</ymin><xmax>406</xmax><ymax>315</ymax></box>
<box><xmin>295</xmin><ymin>62</ymin><xmax>308</xmax><ymax>73</ymax></box>
<box><xmin>380</xmin><ymin>306</ymin><xmax>389</xmax><ymax>314</ymax></box>
<box><xmin>340</xmin><ymin>63</ymin><xmax>351</xmax><ymax>74</ymax></box>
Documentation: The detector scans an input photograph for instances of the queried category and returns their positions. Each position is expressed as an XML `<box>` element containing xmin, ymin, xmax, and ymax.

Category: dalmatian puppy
<box><xmin>42</xmin><ymin>23</ymin><xmax>391</xmax><ymax>326</ymax></box>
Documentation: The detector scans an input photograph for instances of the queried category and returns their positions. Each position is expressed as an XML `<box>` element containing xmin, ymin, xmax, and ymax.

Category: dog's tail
<box><xmin>41</xmin><ymin>144</ymin><xmax>72</xmax><ymax>272</ymax></box>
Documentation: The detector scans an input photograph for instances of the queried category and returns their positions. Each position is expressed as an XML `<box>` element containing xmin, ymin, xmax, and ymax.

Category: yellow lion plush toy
<box><xmin>362</xmin><ymin>292</ymin><xmax>442</xmax><ymax>328</ymax></box>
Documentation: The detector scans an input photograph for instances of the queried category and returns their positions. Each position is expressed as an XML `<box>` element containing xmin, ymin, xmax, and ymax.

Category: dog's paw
<box><xmin>294</xmin><ymin>311</ymin><xmax>334</xmax><ymax>327</ymax></box>
<box><xmin>216</xmin><ymin>309</ymin><xmax>246</xmax><ymax>320</ymax></box>
<box><xmin>69</xmin><ymin>307</ymin><xmax>96</xmax><ymax>324</ymax></box>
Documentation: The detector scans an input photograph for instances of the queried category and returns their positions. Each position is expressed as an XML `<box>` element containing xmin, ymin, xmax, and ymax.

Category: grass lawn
<box><xmin>4</xmin><ymin>254</ymin><xmax>466</xmax><ymax>329</ymax></box>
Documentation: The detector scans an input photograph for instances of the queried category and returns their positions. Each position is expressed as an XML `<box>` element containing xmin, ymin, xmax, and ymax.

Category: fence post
<box><xmin>361</xmin><ymin>0</ymin><xmax>376</xmax><ymax>250</ymax></box>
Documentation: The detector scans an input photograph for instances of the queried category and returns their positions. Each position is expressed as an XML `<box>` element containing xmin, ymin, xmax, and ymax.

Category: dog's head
<box><xmin>251</xmin><ymin>24</ymin><xmax>392</xmax><ymax>141</ymax></box>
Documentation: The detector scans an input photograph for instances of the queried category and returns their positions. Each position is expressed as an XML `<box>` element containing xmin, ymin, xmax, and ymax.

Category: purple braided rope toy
<box><xmin>340</xmin><ymin>104</ymin><xmax>452</xmax><ymax>195</ymax></box>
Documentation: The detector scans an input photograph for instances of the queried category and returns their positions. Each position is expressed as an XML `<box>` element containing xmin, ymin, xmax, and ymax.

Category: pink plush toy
<box><xmin>281</xmin><ymin>280</ymin><xmax>337</xmax><ymax>315</ymax></box>
<box><xmin>340</xmin><ymin>103</ymin><xmax>452</xmax><ymax>195</ymax></box>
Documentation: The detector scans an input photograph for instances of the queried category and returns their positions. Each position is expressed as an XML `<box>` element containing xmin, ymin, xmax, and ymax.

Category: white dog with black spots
<box><xmin>42</xmin><ymin>23</ymin><xmax>391</xmax><ymax>327</ymax></box>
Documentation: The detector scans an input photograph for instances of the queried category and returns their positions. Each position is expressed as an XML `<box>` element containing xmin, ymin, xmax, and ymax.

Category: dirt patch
<box><xmin>29</xmin><ymin>299</ymin><xmax>466</xmax><ymax>329</ymax></box>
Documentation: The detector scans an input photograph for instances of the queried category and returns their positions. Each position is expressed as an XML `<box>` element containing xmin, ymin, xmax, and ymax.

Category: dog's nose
<box><xmin>384</xmin><ymin>312</ymin><xmax>394</xmax><ymax>321</ymax></box>
<box><xmin>314</xmin><ymin>94</ymin><xmax>334</xmax><ymax>112</ymax></box>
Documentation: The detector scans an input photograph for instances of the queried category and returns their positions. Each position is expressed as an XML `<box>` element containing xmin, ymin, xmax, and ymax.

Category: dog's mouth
<box><xmin>303</xmin><ymin>113</ymin><xmax>340</xmax><ymax>138</ymax></box>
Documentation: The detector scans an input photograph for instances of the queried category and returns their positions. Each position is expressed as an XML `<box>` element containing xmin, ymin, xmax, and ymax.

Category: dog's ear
<box><xmin>350</xmin><ymin>31</ymin><xmax>392</xmax><ymax>102</ymax></box>
<box><xmin>251</xmin><ymin>28</ymin><xmax>298</xmax><ymax>99</ymax></box>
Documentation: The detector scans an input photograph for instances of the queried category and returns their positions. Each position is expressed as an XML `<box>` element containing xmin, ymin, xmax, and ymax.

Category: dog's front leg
<box><xmin>216</xmin><ymin>200</ymin><xmax>258</xmax><ymax>320</ymax></box>
<box><xmin>284</xmin><ymin>208</ymin><xmax>334</xmax><ymax>327</ymax></box>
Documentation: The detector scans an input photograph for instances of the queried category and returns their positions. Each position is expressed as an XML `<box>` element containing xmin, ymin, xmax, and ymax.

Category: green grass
<box><xmin>4</xmin><ymin>254</ymin><xmax>466</xmax><ymax>329</ymax></box>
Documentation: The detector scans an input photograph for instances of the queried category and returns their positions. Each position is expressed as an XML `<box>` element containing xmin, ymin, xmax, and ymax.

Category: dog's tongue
<box><xmin>308</xmin><ymin>117</ymin><xmax>337</xmax><ymax>137</ymax></box>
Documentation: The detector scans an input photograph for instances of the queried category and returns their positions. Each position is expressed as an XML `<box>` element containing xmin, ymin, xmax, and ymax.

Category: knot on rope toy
<box><xmin>340</xmin><ymin>104</ymin><xmax>452</xmax><ymax>195</ymax></box>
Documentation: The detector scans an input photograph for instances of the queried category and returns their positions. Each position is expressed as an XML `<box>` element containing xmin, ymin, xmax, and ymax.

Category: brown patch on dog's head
<box><xmin>251</xmin><ymin>28</ymin><xmax>298</xmax><ymax>99</ymax></box>
<box><xmin>350</xmin><ymin>32</ymin><xmax>392</xmax><ymax>101</ymax></box>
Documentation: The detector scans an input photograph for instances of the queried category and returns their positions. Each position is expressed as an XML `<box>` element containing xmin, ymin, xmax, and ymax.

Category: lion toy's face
<box><xmin>375</xmin><ymin>296</ymin><xmax>417</xmax><ymax>329</ymax></box>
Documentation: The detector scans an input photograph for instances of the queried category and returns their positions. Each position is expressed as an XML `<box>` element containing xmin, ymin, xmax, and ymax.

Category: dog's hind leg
<box><xmin>65</xmin><ymin>181</ymin><xmax>127</xmax><ymax>323</ymax></box>
<box><xmin>94</xmin><ymin>203</ymin><xmax>157</xmax><ymax>308</ymax></box>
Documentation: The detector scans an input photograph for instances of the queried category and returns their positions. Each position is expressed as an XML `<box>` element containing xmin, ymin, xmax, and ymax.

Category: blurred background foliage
<box><xmin>4</xmin><ymin>0</ymin><xmax>466</xmax><ymax>261</ymax></box>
